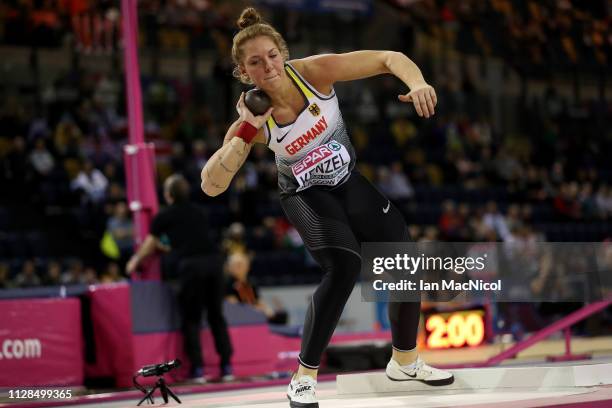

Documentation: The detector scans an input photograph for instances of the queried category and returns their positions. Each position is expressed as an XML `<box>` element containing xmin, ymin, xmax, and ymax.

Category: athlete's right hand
<box><xmin>236</xmin><ymin>92</ymin><xmax>274</xmax><ymax>129</ymax></box>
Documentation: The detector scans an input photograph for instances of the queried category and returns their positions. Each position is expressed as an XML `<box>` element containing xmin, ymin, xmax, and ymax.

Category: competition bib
<box><xmin>291</xmin><ymin>141</ymin><xmax>351</xmax><ymax>192</ymax></box>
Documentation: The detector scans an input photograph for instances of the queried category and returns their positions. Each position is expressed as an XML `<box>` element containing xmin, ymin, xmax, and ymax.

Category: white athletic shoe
<box><xmin>287</xmin><ymin>374</ymin><xmax>319</xmax><ymax>407</ymax></box>
<box><xmin>386</xmin><ymin>356</ymin><xmax>454</xmax><ymax>386</ymax></box>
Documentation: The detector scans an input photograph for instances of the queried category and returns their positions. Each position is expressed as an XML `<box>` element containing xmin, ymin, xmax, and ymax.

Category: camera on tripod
<box><xmin>138</xmin><ymin>359</ymin><xmax>181</xmax><ymax>377</ymax></box>
<box><xmin>134</xmin><ymin>359</ymin><xmax>182</xmax><ymax>405</ymax></box>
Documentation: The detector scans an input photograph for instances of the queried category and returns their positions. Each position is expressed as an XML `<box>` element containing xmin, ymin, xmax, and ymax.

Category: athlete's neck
<box><xmin>266</xmin><ymin>72</ymin><xmax>296</xmax><ymax>108</ymax></box>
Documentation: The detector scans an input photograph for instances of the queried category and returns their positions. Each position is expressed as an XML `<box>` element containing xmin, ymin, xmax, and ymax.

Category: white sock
<box><xmin>397</xmin><ymin>356</ymin><xmax>420</xmax><ymax>370</ymax></box>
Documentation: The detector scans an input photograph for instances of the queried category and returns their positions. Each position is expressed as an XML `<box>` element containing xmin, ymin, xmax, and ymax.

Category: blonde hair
<box><xmin>231</xmin><ymin>7</ymin><xmax>289</xmax><ymax>85</ymax></box>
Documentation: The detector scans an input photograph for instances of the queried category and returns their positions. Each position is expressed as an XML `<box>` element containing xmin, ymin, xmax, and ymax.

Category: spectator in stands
<box><xmin>225</xmin><ymin>252</ymin><xmax>288</xmax><ymax>325</ymax></box>
<box><xmin>42</xmin><ymin>260</ymin><xmax>63</xmax><ymax>286</ymax></box>
<box><xmin>483</xmin><ymin>201</ymin><xmax>511</xmax><ymax>240</ymax></box>
<box><xmin>86</xmin><ymin>139</ymin><xmax>114</xmax><ymax>170</ymax></box>
<box><xmin>553</xmin><ymin>182</ymin><xmax>582</xmax><ymax>220</ymax></box>
<box><xmin>69</xmin><ymin>0</ymin><xmax>94</xmax><ymax>53</ymax></box>
<box><xmin>221</xmin><ymin>222</ymin><xmax>248</xmax><ymax>255</ymax></box>
<box><xmin>53</xmin><ymin>118</ymin><xmax>82</xmax><ymax>160</ymax></box>
<box><xmin>595</xmin><ymin>185</ymin><xmax>612</xmax><ymax>219</ymax></box>
<box><xmin>83</xmin><ymin>265</ymin><xmax>99</xmax><ymax>285</ymax></box>
<box><xmin>376</xmin><ymin>167</ymin><xmax>391</xmax><ymax>198</ymax></box>
<box><xmin>523</xmin><ymin>165</ymin><xmax>549</xmax><ymax>201</ymax></box>
<box><xmin>494</xmin><ymin>147</ymin><xmax>523</xmax><ymax>183</ymax></box>
<box><xmin>550</xmin><ymin>161</ymin><xmax>565</xmax><ymax>187</ymax></box>
<box><xmin>14</xmin><ymin>259</ymin><xmax>41</xmax><ymax>288</ymax></box>
<box><xmin>408</xmin><ymin>225</ymin><xmax>422</xmax><ymax>241</ymax></box>
<box><xmin>420</xmin><ymin>226</ymin><xmax>440</xmax><ymax>242</ymax></box>
<box><xmin>0</xmin><ymin>263</ymin><xmax>13</xmax><ymax>289</ymax></box>
<box><xmin>100</xmin><ymin>262</ymin><xmax>124</xmax><ymax>283</ymax></box>
<box><xmin>469</xmin><ymin>206</ymin><xmax>497</xmax><ymax>240</ymax></box>
<box><xmin>504</xmin><ymin>204</ymin><xmax>523</xmax><ymax>233</ymax></box>
<box><xmin>71</xmin><ymin>159</ymin><xmax>109</xmax><ymax>204</ymax></box>
<box><xmin>30</xmin><ymin>0</ymin><xmax>62</xmax><ymax>47</ymax></box>
<box><xmin>29</xmin><ymin>138</ymin><xmax>55</xmax><ymax>178</ymax></box>
<box><xmin>106</xmin><ymin>201</ymin><xmax>134</xmax><ymax>265</ymax></box>
<box><xmin>377</xmin><ymin>162</ymin><xmax>415</xmax><ymax>201</ymax></box>
<box><xmin>578</xmin><ymin>182</ymin><xmax>598</xmax><ymax>220</ymax></box>
<box><xmin>126</xmin><ymin>174</ymin><xmax>234</xmax><ymax>383</ymax></box>
<box><xmin>62</xmin><ymin>259</ymin><xmax>86</xmax><ymax>285</ymax></box>
<box><xmin>438</xmin><ymin>200</ymin><xmax>462</xmax><ymax>240</ymax></box>
<box><xmin>456</xmin><ymin>203</ymin><xmax>472</xmax><ymax>240</ymax></box>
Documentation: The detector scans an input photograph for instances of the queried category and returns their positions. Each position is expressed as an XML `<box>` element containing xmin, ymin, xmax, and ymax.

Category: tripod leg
<box><xmin>161</xmin><ymin>386</ymin><xmax>168</xmax><ymax>404</ymax></box>
<box><xmin>166</xmin><ymin>386</ymin><xmax>182</xmax><ymax>404</ymax></box>
<box><xmin>137</xmin><ymin>385</ymin><xmax>157</xmax><ymax>406</ymax></box>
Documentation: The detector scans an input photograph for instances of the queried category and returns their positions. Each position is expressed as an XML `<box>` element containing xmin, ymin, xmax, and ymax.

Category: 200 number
<box><xmin>426</xmin><ymin>312</ymin><xmax>485</xmax><ymax>348</ymax></box>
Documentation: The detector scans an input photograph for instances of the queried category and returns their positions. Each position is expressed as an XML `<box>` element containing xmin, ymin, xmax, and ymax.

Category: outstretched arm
<box><xmin>299</xmin><ymin>51</ymin><xmax>436</xmax><ymax>118</ymax></box>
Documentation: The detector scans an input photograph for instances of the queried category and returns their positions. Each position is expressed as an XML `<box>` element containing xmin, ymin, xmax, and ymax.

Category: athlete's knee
<box><xmin>313</xmin><ymin>248</ymin><xmax>361</xmax><ymax>275</ymax></box>
<box><xmin>316</xmin><ymin>248</ymin><xmax>361</xmax><ymax>285</ymax></box>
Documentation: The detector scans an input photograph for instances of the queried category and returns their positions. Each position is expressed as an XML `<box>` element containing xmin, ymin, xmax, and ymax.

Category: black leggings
<box><xmin>281</xmin><ymin>172</ymin><xmax>420</xmax><ymax>369</ymax></box>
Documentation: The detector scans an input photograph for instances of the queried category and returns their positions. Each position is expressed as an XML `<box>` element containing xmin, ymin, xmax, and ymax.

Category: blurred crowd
<box><xmin>1</xmin><ymin>0</ymin><xmax>120</xmax><ymax>52</ymax></box>
<box><xmin>3</xmin><ymin>0</ymin><xmax>610</xmax><ymax>70</ymax></box>
<box><xmin>393</xmin><ymin>0</ymin><xmax>611</xmax><ymax>74</ymax></box>
<box><xmin>0</xmin><ymin>0</ymin><xmax>239</xmax><ymax>54</ymax></box>
<box><xmin>0</xmin><ymin>0</ymin><xmax>611</xmax><ymax>291</ymax></box>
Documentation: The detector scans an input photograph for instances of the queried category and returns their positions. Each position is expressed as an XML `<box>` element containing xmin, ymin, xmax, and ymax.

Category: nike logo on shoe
<box><xmin>401</xmin><ymin>370</ymin><xmax>417</xmax><ymax>378</ymax></box>
<box><xmin>383</xmin><ymin>201</ymin><xmax>390</xmax><ymax>213</ymax></box>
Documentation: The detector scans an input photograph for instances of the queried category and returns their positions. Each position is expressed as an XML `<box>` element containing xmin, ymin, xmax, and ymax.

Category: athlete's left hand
<box><xmin>398</xmin><ymin>83</ymin><xmax>437</xmax><ymax>118</ymax></box>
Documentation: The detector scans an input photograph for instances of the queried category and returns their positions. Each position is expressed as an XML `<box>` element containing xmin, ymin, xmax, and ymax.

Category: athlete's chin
<box><xmin>258</xmin><ymin>76</ymin><xmax>281</xmax><ymax>92</ymax></box>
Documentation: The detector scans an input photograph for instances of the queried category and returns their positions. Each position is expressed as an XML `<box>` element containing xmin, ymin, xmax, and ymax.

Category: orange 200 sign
<box><xmin>425</xmin><ymin>310</ymin><xmax>486</xmax><ymax>349</ymax></box>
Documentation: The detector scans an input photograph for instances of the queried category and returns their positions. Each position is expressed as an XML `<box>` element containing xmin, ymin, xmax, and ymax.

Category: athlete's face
<box><xmin>240</xmin><ymin>36</ymin><xmax>285</xmax><ymax>91</ymax></box>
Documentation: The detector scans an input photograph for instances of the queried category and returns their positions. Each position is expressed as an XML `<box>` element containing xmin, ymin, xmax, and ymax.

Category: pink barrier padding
<box><xmin>131</xmin><ymin>332</ymin><xmax>186</xmax><ymax>385</ymax></box>
<box><xmin>0</xmin><ymin>298</ymin><xmax>83</xmax><ymax>387</ymax></box>
<box><xmin>203</xmin><ymin>325</ymin><xmax>276</xmax><ymax>377</ymax></box>
<box><xmin>132</xmin><ymin>325</ymin><xmax>276</xmax><ymax>383</ymax></box>
<box><xmin>135</xmin><ymin>327</ymin><xmax>392</xmax><ymax>382</ymax></box>
<box><xmin>85</xmin><ymin>283</ymin><xmax>135</xmax><ymax>388</ymax></box>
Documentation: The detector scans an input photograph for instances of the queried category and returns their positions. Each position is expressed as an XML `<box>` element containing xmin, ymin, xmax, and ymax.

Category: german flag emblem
<box><xmin>308</xmin><ymin>103</ymin><xmax>321</xmax><ymax>117</ymax></box>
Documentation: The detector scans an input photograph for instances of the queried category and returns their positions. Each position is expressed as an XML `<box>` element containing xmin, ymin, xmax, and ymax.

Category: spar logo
<box><xmin>0</xmin><ymin>338</ymin><xmax>42</xmax><ymax>359</ymax></box>
<box><xmin>328</xmin><ymin>141</ymin><xmax>341</xmax><ymax>151</ymax></box>
<box><xmin>292</xmin><ymin>145</ymin><xmax>333</xmax><ymax>176</ymax></box>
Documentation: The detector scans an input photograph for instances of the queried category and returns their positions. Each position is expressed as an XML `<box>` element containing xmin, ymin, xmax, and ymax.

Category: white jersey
<box><xmin>263</xmin><ymin>62</ymin><xmax>356</xmax><ymax>196</ymax></box>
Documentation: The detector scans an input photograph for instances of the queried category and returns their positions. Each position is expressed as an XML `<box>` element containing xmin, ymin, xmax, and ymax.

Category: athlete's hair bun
<box><xmin>237</xmin><ymin>7</ymin><xmax>262</xmax><ymax>30</ymax></box>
